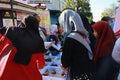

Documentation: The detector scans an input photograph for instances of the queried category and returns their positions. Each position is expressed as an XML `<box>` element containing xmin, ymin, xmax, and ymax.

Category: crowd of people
<box><xmin>0</xmin><ymin>6</ymin><xmax>120</xmax><ymax>80</ymax></box>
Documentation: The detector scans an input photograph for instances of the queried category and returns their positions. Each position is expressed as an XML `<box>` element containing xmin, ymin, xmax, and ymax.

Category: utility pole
<box><xmin>74</xmin><ymin>0</ymin><xmax>77</xmax><ymax>12</ymax></box>
<box><xmin>10</xmin><ymin>0</ymin><xmax>15</xmax><ymax>26</ymax></box>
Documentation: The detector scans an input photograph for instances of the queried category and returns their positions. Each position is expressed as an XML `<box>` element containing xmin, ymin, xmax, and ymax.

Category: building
<box><xmin>46</xmin><ymin>0</ymin><xmax>66</xmax><ymax>24</ymax></box>
<box><xmin>0</xmin><ymin>0</ymin><xmax>36</xmax><ymax>27</ymax></box>
<box><xmin>17</xmin><ymin>0</ymin><xmax>66</xmax><ymax>24</ymax></box>
<box><xmin>0</xmin><ymin>0</ymin><xmax>66</xmax><ymax>29</ymax></box>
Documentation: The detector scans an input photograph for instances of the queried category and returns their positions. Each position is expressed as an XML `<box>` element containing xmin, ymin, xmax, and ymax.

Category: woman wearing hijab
<box><xmin>59</xmin><ymin>9</ymin><xmax>96</xmax><ymax>80</ymax></box>
<box><xmin>0</xmin><ymin>16</ymin><xmax>45</xmax><ymax>80</ymax></box>
<box><xmin>48</xmin><ymin>24</ymin><xmax>62</xmax><ymax>56</ymax></box>
<box><xmin>92</xmin><ymin>21</ymin><xmax>118</xmax><ymax>80</ymax></box>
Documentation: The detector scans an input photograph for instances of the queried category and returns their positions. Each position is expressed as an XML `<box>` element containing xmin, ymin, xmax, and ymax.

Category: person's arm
<box><xmin>112</xmin><ymin>38</ymin><xmax>120</xmax><ymax>64</ymax></box>
<box><xmin>48</xmin><ymin>35</ymin><xmax>61</xmax><ymax>51</ymax></box>
<box><xmin>51</xmin><ymin>43</ymin><xmax>61</xmax><ymax>51</ymax></box>
<box><xmin>45</xmin><ymin>41</ymin><xmax>55</xmax><ymax>49</ymax></box>
<box><xmin>61</xmin><ymin>38</ymin><xmax>73</xmax><ymax>68</ymax></box>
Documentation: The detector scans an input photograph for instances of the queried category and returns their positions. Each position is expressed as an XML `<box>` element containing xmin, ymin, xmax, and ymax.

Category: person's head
<box><xmin>25</xmin><ymin>15</ymin><xmax>39</xmax><ymax>34</ymax></box>
<box><xmin>50</xmin><ymin>24</ymin><xmax>58</xmax><ymax>34</ymax></box>
<box><xmin>59</xmin><ymin>9</ymin><xmax>88</xmax><ymax>38</ymax></box>
<box><xmin>92</xmin><ymin>21</ymin><xmax>115</xmax><ymax>40</ymax></box>
<box><xmin>92</xmin><ymin>21</ymin><xmax>116</xmax><ymax>63</ymax></box>
<box><xmin>33</xmin><ymin>13</ymin><xmax>41</xmax><ymax>23</ymax></box>
<box><xmin>59</xmin><ymin>9</ymin><xmax>93</xmax><ymax>60</ymax></box>
<box><xmin>101</xmin><ymin>16</ymin><xmax>112</xmax><ymax>24</ymax></box>
<box><xmin>79</xmin><ymin>13</ymin><xmax>94</xmax><ymax>34</ymax></box>
<box><xmin>90</xmin><ymin>21</ymin><xmax>96</xmax><ymax>26</ymax></box>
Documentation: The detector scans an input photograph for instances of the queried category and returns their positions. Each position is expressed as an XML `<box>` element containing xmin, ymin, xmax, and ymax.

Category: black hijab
<box><xmin>79</xmin><ymin>13</ymin><xmax>96</xmax><ymax>52</ymax></box>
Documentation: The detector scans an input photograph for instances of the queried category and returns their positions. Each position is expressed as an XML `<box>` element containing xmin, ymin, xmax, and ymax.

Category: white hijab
<box><xmin>59</xmin><ymin>9</ymin><xmax>93</xmax><ymax>60</ymax></box>
<box><xmin>50</xmin><ymin>24</ymin><xmax>58</xmax><ymax>34</ymax></box>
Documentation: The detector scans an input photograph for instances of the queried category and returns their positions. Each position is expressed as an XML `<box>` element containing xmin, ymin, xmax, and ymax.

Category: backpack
<box><xmin>0</xmin><ymin>28</ymin><xmax>16</xmax><ymax>79</ymax></box>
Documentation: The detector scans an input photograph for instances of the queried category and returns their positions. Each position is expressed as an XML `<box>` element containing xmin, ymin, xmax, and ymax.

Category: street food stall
<box><xmin>40</xmin><ymin>52</ymin><xmax>66</xmax><ymax>80</ymax></box>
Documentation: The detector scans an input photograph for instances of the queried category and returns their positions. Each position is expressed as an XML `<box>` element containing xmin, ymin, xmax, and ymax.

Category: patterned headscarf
<box><xmin>59</xmin><ymin>9</ymin><xmax>93</xmax><ymax>60</ymax></box>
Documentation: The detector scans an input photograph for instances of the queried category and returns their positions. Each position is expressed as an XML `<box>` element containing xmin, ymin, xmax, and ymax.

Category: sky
<box><xmin>90</xmin><ymin>0</ymin><xmax>119</xmax><ymax>21</ymax></box>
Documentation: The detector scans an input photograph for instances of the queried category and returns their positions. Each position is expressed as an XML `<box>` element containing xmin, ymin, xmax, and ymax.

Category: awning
<box><xmin>0</xmin><ymin>1</ymin><xmax>36</xmax><ymax>14</ymax></box>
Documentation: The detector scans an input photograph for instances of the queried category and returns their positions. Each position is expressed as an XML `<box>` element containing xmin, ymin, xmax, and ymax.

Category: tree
<box><xmin>63</xmin><ymin>0</ymin><xmax>76</xmax><ymax>10</ymax></box>
<box><xmin>117</xmin><ymin>0</ymin><xmax>120</xmax><ymax>2</ymax></box>
<box><xmin>76</xmin><ymin>0</ymin><xmax>93</xmax><ymax>22</ymax></box>
<box><xmin>63</xmin><ymin>0</ymin><xmax>93</xmax><ymax>22</ymax></box>
<box><xmin>117</xmin><ymin>0</ymin><xmax>120</xmax><ymax>6</ymax></box>
<box><xmin>101</xmin><ymin>3</ymin><xmax>117</xmax><ymax>18</ymax></box>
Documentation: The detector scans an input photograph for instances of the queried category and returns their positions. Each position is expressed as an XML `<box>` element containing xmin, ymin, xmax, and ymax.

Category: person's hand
<box><xmin>59</xmin><ymin>48</ymin><xmax>62</xmax><ymax>52</ymax></box>
<box><xmin>61</xmin><ymin>66</ymin><xmax>69</xmax><ymax>71</ymax></box>
<box><xmin>45</xmin><ymin>41</ymin><xmax>55</xmax><ymax>49</ymax></box>
<box><xmin>51</xmin><ymin>41</ymin><xmax>55</xmax><ymax>44</ymax></box>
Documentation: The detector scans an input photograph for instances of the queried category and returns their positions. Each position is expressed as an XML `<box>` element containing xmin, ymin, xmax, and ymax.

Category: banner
<box><xmin>36</xmin><ymin>9</ymin><xmax>51</xmax><ymax>33</ymax></box>
<box><xmin>1</xmin><ymin>10</ymin><xmax>17</xmax><ymax>27</ymax></box>
<box><xmin>27</xmin><ymin>0</ymin><xmax>52</xmax><ymax>4</ymax></box>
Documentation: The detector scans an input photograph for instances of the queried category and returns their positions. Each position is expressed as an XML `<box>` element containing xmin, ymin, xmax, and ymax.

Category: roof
<box><xmin>0</xmin><ymin>1</ymin><xmax>36</xmax><ymax>14</ymax></box>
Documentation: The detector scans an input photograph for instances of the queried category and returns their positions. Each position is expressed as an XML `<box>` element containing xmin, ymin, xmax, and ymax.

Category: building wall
<box><xmin>46</xmin><ymin>0</ymin><xmax>66</xmax><ymax>11</ymax></box>
<box><xmin>50</xmin><ymin>10</ymin><xmax>61</xmax><ymax>24</ymax></box>
<box><xmin>0</xmin><ymin>1</ymin><xmax>36</xmax><ymax>27</ymax></box>
<box><xmin>46</xmin><ymin>0</ymin><xmax>65</xmax><ymax>24</ymax></box>
<box><xmin>0</xmin><ymin>10</ymin><xmax>17</xmax><ymax>27</ymax></box>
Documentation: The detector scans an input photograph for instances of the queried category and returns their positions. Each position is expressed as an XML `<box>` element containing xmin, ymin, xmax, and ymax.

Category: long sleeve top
<box><xmin>112</xmin><ymin>38</ymin><xmax>120</xmax><ymax>64</ymax></box>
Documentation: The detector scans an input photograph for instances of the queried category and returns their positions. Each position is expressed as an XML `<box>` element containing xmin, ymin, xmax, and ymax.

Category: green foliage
<box><xmin>63</xmin><ymin>0</ymin><xmax>93</xmax><ymax>22</ymax></box>
<box><xmin>63</xmin><ymin>0</ymin><xmax>76</xmax><ymax>10</ymax></box>
<box><xmin>101</xmin><ymin>3</ymin><xmax>116</xmax><ymax>18</ymax></box>
<box><xmin>117</xmin><ymin>0</ymin><xmax>120</xmax><ymax>2</ymax></box>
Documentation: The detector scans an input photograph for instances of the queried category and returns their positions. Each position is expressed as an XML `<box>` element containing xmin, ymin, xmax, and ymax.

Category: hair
<box><xmin>101</xmin><ymin>16</ymin><xmax>112</xmax><ymax>22</ymax></box>
<box><xmin>90</xmin><ymin>21</ymin><xmax>96</xmax><ymax>26</ymax></box>
<box><xmin>32</xmin><ymin>13</ymin><xmax>39</xmax><ymax>17</ymax></box>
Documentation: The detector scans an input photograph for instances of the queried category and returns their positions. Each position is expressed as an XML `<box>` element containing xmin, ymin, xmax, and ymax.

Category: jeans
<box><xmin>50</xmin><ymin>50</ymin><xmax>59</xmax><ymax>56</ymax></box>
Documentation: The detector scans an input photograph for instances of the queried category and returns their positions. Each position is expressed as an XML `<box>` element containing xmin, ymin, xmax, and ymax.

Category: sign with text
<box><xmin>27</xmin><ymin>0</ymin><xmax>52</xmax><ymax>4</ymax></box>
<box><xmin>1</xmin><ymin>10</ymin><xmax>16</xmax><ymax>19</ymax></box>
<box><xmin>3</xmin><ymin>19</ymin><xmax>17</xmax><ymax>27</ymax></box>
